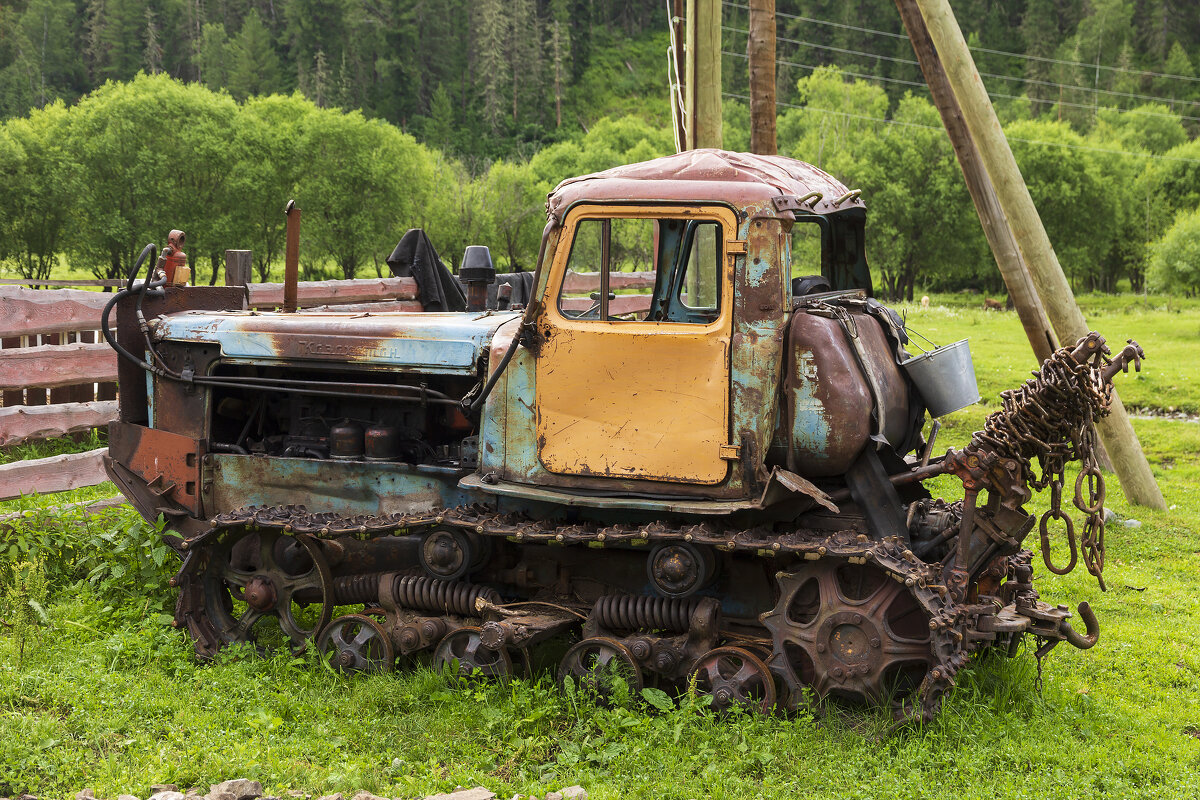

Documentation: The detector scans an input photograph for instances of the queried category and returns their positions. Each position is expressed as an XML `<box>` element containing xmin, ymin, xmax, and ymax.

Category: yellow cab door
<box><xmin>534</xmin><ymin>204</ymin><xmax>736</xmax><ymax>485</ymax></box>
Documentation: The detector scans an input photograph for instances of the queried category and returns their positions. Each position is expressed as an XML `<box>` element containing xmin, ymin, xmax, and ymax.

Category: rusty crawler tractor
<box><xmin>104</xmin><ymin>150</ymin><xmax>1144</xmax><ymax>722</ymax></box>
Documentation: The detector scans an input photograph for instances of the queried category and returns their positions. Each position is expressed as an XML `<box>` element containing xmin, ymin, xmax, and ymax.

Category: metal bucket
<box><xmin>901</xmin><ymin>339</ymin><xmax>981</xmax><ymax>417</ymax></box>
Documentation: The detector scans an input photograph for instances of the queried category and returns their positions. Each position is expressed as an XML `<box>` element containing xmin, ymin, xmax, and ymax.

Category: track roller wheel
<box><xmin>317</xmin><ymin>614</ymin><xmax>395</xmax><ymax>674</ymax></box>
<box><xmin>433</xmin><ymin>626</ymin><xmax>514</xmax><ymax>680</ymax></box>
<box><xmin>557</xmin><ymin>637</ymin><xmax>644</xmax><ymax>701</ymax></box>
<box><xmin>689</xmin><ymin>646</ymin><xmax>777</xmax><ymax>714</ymax></box>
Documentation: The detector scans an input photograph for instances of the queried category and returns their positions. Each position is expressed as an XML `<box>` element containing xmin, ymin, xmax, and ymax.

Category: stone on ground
<box><xmin>210</xmin><ymin>780</ymin><xmax>264</xmax><ymax>800</ymax></box>
<box><xmin>422</xmin><ymin>788</ymin><xmax>496</xmax><ymax>800</ymax></box>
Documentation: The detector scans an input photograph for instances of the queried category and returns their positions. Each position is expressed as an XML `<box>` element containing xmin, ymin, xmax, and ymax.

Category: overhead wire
<box><xmin>724</xmin><ymin>24</ymin><xmax>1200</xmax><ymax>108</ymax></box>
<box><xmin>722</xmin><ymin>1</ymin><xmax>1200</xmax><ymax>85</ymax></box>
<box><xmin>721</xmin><ymin>48</ymin><xmax>1200</xmax><ymax>124</ymax></box>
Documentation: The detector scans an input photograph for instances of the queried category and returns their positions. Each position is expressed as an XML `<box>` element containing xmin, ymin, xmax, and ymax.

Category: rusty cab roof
<box><xmin>546</xmin><ymin>148</ymin><xmax>864</xmax><ymax>220</ymax></box>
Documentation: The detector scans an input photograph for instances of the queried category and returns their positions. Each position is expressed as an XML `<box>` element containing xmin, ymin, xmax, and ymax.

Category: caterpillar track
<box><xmin>168</xmin><ymin>499</ymin><xmax>1055</xmax><ymax>722</ymax></box>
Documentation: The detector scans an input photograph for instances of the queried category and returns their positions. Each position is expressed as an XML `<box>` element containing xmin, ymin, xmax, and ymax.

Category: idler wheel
<box><xmin>433</xmin><ymin>626</ymin><xmax>514</xmax><ymax>680</ymax></box>
<box><xmin>419</xmin><ymin>529</ymin><xmax>489</xmax><ymax>580</ymax></box>
<box><xmin>198</xmin><ymin>529</ymin><xmax>332</xmax><ymax>655</ymax></box>
<box><xmin>690</xmin><ymin>646</ymin><xmax>777</xmax><ymax>715</ymax></box>
<box><xmin>557</xmin><ymin>637</ymin><xmax>644</xmax><ymax>701</ymax></box>
<box><xmin>647</xmin><ymin>543</ymin><xmax>715</xmax><ymax>598</ymax></box>
<box><xmin>316</xmin><ymin>613</ymin><xmax>395</xmax><ymax>674</ymax></box>
<box><xmin>761</xmin><ymin>560</ymin><xmax>933</xmax><ymax>708</ymax></box>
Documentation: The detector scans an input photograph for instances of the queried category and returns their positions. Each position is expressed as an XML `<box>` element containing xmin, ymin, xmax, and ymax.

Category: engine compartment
<box><xmin>203</xmin><ymin>363</ymin><xmax>482</xmax><ymax>470</ymax></box>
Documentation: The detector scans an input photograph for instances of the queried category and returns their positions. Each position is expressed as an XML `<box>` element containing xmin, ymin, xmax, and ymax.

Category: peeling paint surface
<box><xmin>210</xmin><ymin>454</ymin><xmax>478</xmax><ymax>516</ymax></box>
<box><xmin>156</xmin><ymin>310</ymin><xmax>519</xmax><ymax>374</ymax></box>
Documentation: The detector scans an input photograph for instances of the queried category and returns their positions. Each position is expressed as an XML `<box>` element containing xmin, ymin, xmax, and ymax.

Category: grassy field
<box><xmin>2</xmin><ymin>298</ymin><xmax>1198</xmax><ymax>799</ymax></box>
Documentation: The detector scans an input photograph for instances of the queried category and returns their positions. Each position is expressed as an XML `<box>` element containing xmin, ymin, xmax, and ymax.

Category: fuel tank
<box><xmin>780</xmin><ymin>301</ymin><xmax>913</xmax><ymax>478</ymax></box>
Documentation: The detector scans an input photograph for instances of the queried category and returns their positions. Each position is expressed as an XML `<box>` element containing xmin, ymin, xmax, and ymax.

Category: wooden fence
<box><xmin>0</xmin><ymin>267</ymin><xmax>655</xmax><ymax>504</ymax></box>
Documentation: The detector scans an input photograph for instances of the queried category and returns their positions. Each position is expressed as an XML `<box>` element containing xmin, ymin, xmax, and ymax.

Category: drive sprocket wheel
<box><xmin>317</xmin><ymin>613</ymin><xmax>395</xmax><ymax>674</ymax></box>
<box><xmin>690</xmin><ymin>646</ymin><xmax>777</xmax><ymax>714</ymax></box>
<box><xmin>198</xmin><ymin>529</ymin><xmax>333</xmax><ymax>655</ymax></box>
<box><xmin>762</xmin><ymin>559</ymin><xmax>934</xmax><ymax>709</ymax></box>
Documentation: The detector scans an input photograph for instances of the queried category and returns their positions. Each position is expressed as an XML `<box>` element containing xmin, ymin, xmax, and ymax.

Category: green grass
<box><xmin>2</xmin><ymin>302</ymin><xmax>1199</xmax><ymax>799</ymax></box>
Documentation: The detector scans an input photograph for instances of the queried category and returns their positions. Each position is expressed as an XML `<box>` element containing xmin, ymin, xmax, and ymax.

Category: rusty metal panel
<box><xmin>107</xmin><ymin>421</ymin><xmax>204</xmax><ymax>515</ymax></box>
<box><xmin>533</xmin><ymin>205</ymin><xmax>736</xmax><ymax>486</ymax></box>
<box><xmin>154</xmin><ymin>311</ymin><xmax>520</xmax><ymax>375</ymax></box>
<box><xmin>208</xmin><ymin>454</ymin><xmax>478</xmax><ymax>516</ymax></box>
<box><xmin>729</xmin><ymin>212</ymin><xmax>788</xmax><ymax>492</ymax></box>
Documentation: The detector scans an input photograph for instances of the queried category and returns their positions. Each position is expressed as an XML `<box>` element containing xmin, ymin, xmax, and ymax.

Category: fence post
<box><xmin>225</xmin><ymin>250</ymin><xmax>253</xmax><ymax>287</ymax></box>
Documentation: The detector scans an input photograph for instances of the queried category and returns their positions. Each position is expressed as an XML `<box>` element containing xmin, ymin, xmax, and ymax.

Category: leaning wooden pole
<box><xmin>748</xmin><ymin>0</ymin><xmax>777</xmax><ymax>154</ymax></box>
<box><xmin>911</xmin><ymin>0</ymin><xmax>1165</xmax><ymax>509</ymax></box>
<box><xmin>686</xmin><ymin>0</ymin><xmax>723</xmax><ymax>149</ymax></box>
<box><xmin>894</xmin><ymin>0</ymin><xmax>1055</xmax><ymax>363</ymax></box>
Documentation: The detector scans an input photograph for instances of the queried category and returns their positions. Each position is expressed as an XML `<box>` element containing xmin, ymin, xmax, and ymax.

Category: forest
<box><xmin>1</xmin><ymin>0</ymin><xmax>1199</xmax><ymax>299</ymax></box>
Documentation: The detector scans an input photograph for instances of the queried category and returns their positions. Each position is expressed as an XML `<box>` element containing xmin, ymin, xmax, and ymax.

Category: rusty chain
<box><xmin>975</xmin><ymin>346</ymin><xmax>1112</xmax><ymax>591</ymax></box>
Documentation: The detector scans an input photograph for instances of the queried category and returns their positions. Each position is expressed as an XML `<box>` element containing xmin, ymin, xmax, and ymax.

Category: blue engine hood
<box><xmin>153</xmin><ymin>309</ymin><xmax>522</xmax><ymax>375</ymax></box>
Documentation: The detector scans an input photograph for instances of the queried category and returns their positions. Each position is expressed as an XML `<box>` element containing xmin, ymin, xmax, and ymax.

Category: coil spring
<box><xmin>331</xmin><ymin>573</ymin><xmax>386</xmax><ymax>605</ymax></box>
<box><xmin>393</xmin><ymin>575</ymin><xmax>500</xmax><ymax>616</ymax></box>
<box><xmin>592</xmin><ymin>594</ymin><xmax>697</xmax><ymax>632</ymax></box>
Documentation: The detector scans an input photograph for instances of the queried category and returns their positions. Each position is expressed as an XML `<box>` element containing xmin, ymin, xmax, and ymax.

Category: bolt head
<box><xmin>870</xmin><ymin>637</ymin><xmax>881</xmax><ymax>648</ymax></box>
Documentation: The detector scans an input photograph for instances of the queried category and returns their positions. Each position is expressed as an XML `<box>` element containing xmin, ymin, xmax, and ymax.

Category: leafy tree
<box><xmin>1093</xmin><ymin>103</ymin><xmax>1187</xmax><ymax>153</ymax></box>
<box><xmin>837</xmin><ymin>94</ymin><xmax>986</xmax><ymax>301</ymax></box>
<box><xmin>228</xmin><ymin>92</ymin><xmax>314</xmax><ymax>282</ymax></box>
<box><xmin>1006</xmin><ymin>118</ymin><xmax>1121</xmax><ymax>290</ymax></box>
<box><xmin>297</xmin><ymin>107</ymin><xmax>435</xmax><ymax>279</ymax></box>
<box><xmin>479</xmin><ymin>160</ymin><xmax>543</xmax><ymax>271</ymax></box>
<box><xmin>777</xmin><ymin>66</ymin><xmax>889</xmax><ymax>171</ymax></box>
<box><xmin>0</xmin><ymin>101</ymin><xmax>77</xmax><ymax>281</ymax></box>
<box><xmin>1147</xmin><ymin>207</ymin><xmax>1200</xmax><ymax>294</ymax></box>
<box><xmin>1135</xmin><ymin>137</ymin><xmax>1200</xmax><ymax>254</ymax></box>
<box><xmin>66</xmin><ymin>73</ymin><xmax>239</xmax><ymax>281</ymax></box>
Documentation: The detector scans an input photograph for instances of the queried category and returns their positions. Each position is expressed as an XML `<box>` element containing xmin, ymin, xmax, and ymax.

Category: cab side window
<box><xmin>557</xmin><ymin>215</ymin><xmax>722</xmax><ymax>323</ymax></box>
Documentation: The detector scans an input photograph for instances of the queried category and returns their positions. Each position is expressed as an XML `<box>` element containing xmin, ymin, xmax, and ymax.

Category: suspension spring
<box><xmin>591</xmin><ymin>594</ymin><xmax>698</xmax><ymax>632</ymax></box>
<box><xmin>392</xmin><ymin>574</ymin><xmax>500</xmax><ymax>616</ymax></box>
<box><xmin>331</xmin><ymin>573</ymin><xmax>387</xmax><ymax>605</ymax></box>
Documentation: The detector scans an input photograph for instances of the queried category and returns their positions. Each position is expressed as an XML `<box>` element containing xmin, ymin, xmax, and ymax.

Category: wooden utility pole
<box><xmin>671</xmin><ymin>0</ymin><xmax>688</xmax><ymax>152</ymax></box>
<box><xmin>910</xmin><ymin>0</ymin><xmax>1165</xmax><ymax>509</ymax></box>
<box><xmin>748</xmin><ymin>0</ymin><xmax>777</xmax><ymax>154</ymax></box>
<box><xmin>686</xmin><ymin>0</ymin><xmax>722</xmax><ymax>149</ymax></box>
<box><xmin>894</xmin><ymin>1</ymin><xmax>1055</xmax><ymax>363</ymax></box>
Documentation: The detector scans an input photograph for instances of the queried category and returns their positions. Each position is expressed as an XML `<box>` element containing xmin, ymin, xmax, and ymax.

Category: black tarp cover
<box><xmin>386</xmin><ymin>228</ymin><xmax>467</xmax><ymax>312</ymax></box>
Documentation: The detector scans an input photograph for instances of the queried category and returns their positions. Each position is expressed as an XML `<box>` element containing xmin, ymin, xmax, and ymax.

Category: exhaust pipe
<box><xmin>284</xmin><ymin>200</ymin><xmax>301</xmax><ymax>312</ymax></box>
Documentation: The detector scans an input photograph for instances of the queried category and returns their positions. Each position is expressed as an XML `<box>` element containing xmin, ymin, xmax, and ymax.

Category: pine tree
<box><xmin>144</xmin><ymin>7</ymin><xmax>163</xmax><ymax>74</ymax></box>
<box><xmin>195</xmin><ymin>22</ymin><xmax>229</xmax><ymax>90</ymax></box>
<box><xmin>228</xmin><ymin>9</ymin><xmax>282</xmax><ymax>100</ymax></box>
<box><xmin>474</xmin><ymin>0</ymin><xmax>508</xmax><ymax>132</ymax></box>
<box><xmin>313</xmin><ymin>48</ymin><xmax>328</xmax><ymax>108</ymax></box>
<box><xmin>426</xmin><ymin>82</ymin><xmax>455</xmax><ymax>152</ymax></box>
